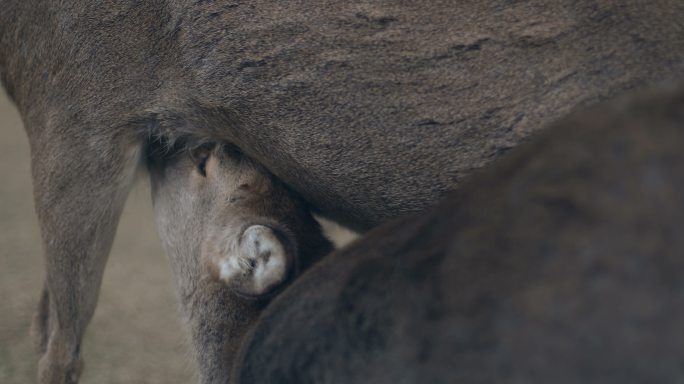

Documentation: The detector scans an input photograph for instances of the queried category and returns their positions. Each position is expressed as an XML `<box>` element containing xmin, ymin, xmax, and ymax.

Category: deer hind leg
<box><xmin>29</xmin><ymin>131</ymin><xmax>141</xmax><ymax>384</ymax></box>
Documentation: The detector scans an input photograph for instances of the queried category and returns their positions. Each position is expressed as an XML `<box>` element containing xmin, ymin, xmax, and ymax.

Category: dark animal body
<box><xmin>1</xmin><ymin>1</ymin><xmax>684</xmax><ymax>383</ymax></box>
<box><xmin>237</xmin><ymin>85</ymin><xmax>684</xmax><ymax>384</ymax></box>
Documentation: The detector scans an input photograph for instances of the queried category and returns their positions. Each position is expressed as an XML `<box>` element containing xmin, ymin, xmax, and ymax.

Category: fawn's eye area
<box><xmin>197</xmin><ymin>153</ymin><xmax>209</xmax><ymax>177</ymax></box>
<box><xmin>191</xmin><ymin>143</ymin><xmax>216</xmax><ymax>177</ymax></box>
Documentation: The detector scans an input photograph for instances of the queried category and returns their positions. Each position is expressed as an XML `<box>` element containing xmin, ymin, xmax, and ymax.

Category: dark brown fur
<box><xmin>236</xmin><ymin>85</ymin><xmax>684</xmax><ymax>383</ymax></box>
<box><xmin>1</xmin><ymin>1</ymin><xmax>683</xmax><ymax>383</ymax></box>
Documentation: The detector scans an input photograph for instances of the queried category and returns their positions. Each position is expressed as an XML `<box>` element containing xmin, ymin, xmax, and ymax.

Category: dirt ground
<box><xmin>0</xmin><ymin>89</ymin><xmax>356</xmax><ymax>383</ymax></box>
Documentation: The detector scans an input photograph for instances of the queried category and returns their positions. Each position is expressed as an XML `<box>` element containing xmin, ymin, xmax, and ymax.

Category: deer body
<box><xmin>236</xmin><ymin>85</ymin><xmax>684</xmax><ymax>384</ymax></box>
<box><xmin>1</xmin><ymin>1</ymin><xmax>683</xmax><ymax>383</ymax></box>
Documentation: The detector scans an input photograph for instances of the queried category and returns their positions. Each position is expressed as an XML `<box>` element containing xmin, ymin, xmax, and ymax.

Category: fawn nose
<box><xmin>215</xmin><ymin>225</ymin><xmax>293</xmax><ymax>297</ymax></box>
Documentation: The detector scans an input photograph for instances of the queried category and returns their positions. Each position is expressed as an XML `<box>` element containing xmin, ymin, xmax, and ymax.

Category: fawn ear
<box><xmin>209</xmin><ymin>225</ymin><xmax>295</xmax><ymax>297</ymax></box>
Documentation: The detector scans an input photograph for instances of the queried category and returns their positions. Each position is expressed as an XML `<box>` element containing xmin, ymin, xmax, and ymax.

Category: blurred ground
<box><xmin>0</xmin><ymin>89</ymin><xmax>356</xmax><ymax>383</ymax></box>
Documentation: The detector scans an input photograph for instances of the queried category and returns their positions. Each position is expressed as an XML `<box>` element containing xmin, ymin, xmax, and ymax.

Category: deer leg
<box><xmin>29</xmin><ymin>132</ymin><xmax>141</xmax><ymax>384</ymax></box>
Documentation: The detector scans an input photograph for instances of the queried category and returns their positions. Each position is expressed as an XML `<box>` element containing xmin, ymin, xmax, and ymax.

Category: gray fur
<box><xmin>236</xmin><ymin>84</ymin><xmax>684</xmax><ymax>383</ymax></box>
<box><xmin>1</xmin><ymin>1</ymin><xmax>683</xmax><ymax>383</ymax></box>
<box><xmin>149</xmin><ymin>144</ymin><xmax>331</xmax><ymax>384</ymax></box>
<box><xmin>1</xmin><ymin>0</ymin><xmax>683</xmax><ymax>229</ymax></box>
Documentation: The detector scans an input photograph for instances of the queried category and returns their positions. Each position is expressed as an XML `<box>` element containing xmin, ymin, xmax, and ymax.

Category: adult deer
<box><xmin>236</xmin><ymin>84</ymin><xmax>684</xmax><ymax>383</ymax></box>
<box><xmin>1</xmin><ymin>1</ymin><xmax>683</xmax><ymax>383</ymax></box>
